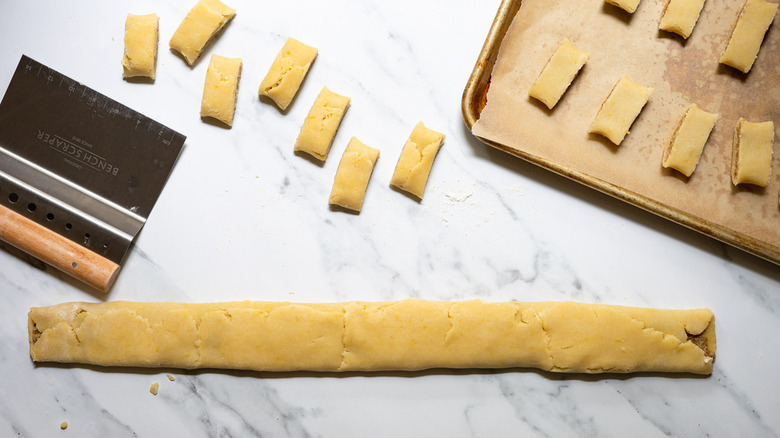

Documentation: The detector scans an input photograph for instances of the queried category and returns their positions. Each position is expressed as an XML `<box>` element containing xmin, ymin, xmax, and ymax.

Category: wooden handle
<box><xmin>0</xmin><ymin>204</ymin><xmax>119</xmax><ymax>292</ymax></box>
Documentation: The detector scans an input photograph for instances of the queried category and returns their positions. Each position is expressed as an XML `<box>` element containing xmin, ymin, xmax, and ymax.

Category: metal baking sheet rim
<box><xmin>461</xmin><ymin>0</ymin><xmax>780</xmax><ymax>266</ymax></box>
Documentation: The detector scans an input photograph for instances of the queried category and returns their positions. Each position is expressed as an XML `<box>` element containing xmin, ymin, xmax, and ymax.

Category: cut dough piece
<box><xmin>589</xmin><ymin>76</ymin><xmax>654</xmax><ymax>145</ymax></box>
<box><xmin>389</xmin><ymin>122</ymin><xmax>446</xmax><ymax>199</ymax></box>
<box><xmin>169</xmin><ymin>0</ymin><xmax>236</xmax><ymax>66</ymax></box>
<box><xmin>731</xmin><ymin>118</ymin><xmax>775</xmax><ymax>187</ymax></box>
<box><xmin>659</xmin><ymin>0</ymin><xmax>707</xmax><ymax>38</ymax></box>
<box><xmin>529</xmin><ymin>38</ymin><xmax>589</xmax><ymax>109</ymax></box>
<box><xmin>28</xmin><ymin>299</ymin><xmax>716</xmax><ymax>374</ymax></box>
<box><xmin>200</xmin><ymin>55</ymin><xmax>242</xmax><ymax>127</ymax></box>
<box><xmin>605</xmin><ymin>0</ymin><xmax>642</xmax><ymax>13</ymax></box>
<box><xmin>719</xmin><ymin>0</ymin><xmax>778</xmax><ymax>73</ymax></box>
<box><xmin>122</xmin><ymin>13</ymin><xmax>159</xmax><ymax>79</ymax></box>
<box><xmin>258</xmin><ymin>38</ymin><xmax>318</xmax><ymax>111</ymax></box>
<box><xmin>295</xmin><ymin>87</ymin><xmax>351</xmax><ymax>161</ymax></box>
<box><xmin>662</xmin><ymin>104</ymin><xmax>719</xmax><ymax>177</ymax></box>
<box><xmin>329</xmin><ymin>137</ymin><xmax>380</xmax><ymax>212</ymax></box>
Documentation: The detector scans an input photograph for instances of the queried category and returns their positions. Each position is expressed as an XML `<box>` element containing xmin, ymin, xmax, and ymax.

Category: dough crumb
<box><xmin>167</xmin><ymin>374</ymin><xmax>175</xmax><ymax>381</ymax></box>
<box><xmin>60</xmin><ymin>421</ymin><xmax>68</xmax><ymax>430</ymax></box>
<box><xmin>150</xmin><ymin>382</ymin><xmax>159</xmax><ymax>395</ymax></box>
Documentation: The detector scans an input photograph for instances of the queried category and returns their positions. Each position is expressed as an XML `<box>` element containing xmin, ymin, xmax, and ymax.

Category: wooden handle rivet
<box><xmin>1</xmin><ymin>204</ymin><xmax>120</xmax><ymax>292</ymax></box>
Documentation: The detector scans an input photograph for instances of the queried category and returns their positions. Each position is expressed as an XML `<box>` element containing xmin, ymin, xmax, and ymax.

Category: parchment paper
<box><xmin>472</xmin><ymin>0</ymin><xmax>780</xmax><ymax>253</ymax></box>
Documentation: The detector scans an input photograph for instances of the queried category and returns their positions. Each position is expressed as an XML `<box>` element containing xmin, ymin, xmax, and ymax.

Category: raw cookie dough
<box><xmin>122</xmin><ymin>13</ymin><xmax>159</xmax><ymax>79</ymax></box>
<box><xmin>659</xmin><ymin>0</ymin><xmax>707</xmax><ymax>38</ymax></box>
<box><xmin>258</xmin><ymin>38</ymin><xmax>318</xmax><ymax>111</ymax></box>
<box><xmin>295</xmin><ymin>87</ymin><xmax>351</xmax><ymax>161</ymax></box>
<box><xmin>719</xmin><ymin>0</ymin><xmax>778</xmax><ymax>73</ymax></box>
<box><xmin>200</xmin><ymin>55</ymin><xmax>242</xmax><ymax>127</ymax></box>
<box><xmin>606</xmin><ymin>0</ymin><xmax>642</xmax><ymax>13</ymax></box>
<box><xmin>28</xmin><ymin>299</ymin><xmax>716</xmax><ymax>374</ymax></box>
<box><xmin>169</xmin><ymin>0</ymin><xmax>236</xmax><ymax>66</ymax></box>
<box><xmin>329</xmin><ymin>137</ymin><xmax>380</xmax><ymax>212</ymax></box>
<box><xmin>589</xmin><ymin>75</ymin><xmax>654</xmax><ymax>145</ymax></box>
<box><xmin>662</xmin><ymin>104</ymin><xmax>719</xmax><ymax>177</ymax></box>
<box><xmin>389</xmin><ymin>122</ymin><xmax>446</xmax><ymax>199</ymax></box>
<box><xmin>731</xmin><ymin>118</ymin><xmax>775</xmax><ymax>187</ymax></box>
<box><xmin>528</xmin><ymin>38</ymin><xmax>589</xmax><ymax>109</ymax></box>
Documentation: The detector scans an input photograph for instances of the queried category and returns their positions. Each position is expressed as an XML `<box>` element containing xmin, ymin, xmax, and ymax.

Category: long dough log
<box><xmin>28</xmin><ymin>299</ymin><xmax>715</xmax><ymax>374</ymax></box>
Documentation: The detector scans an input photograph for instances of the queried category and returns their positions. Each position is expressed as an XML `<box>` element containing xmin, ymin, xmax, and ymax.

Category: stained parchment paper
<box><xmin>472</xmin><ymin>0</ymin><xmax>780</xmax><ymax>256</ymax></box>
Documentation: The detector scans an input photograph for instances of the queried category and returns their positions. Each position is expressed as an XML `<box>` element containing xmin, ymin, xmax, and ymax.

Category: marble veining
<box><xmin>1</xmin><ymin>0</ymin><xmax>780</xmax><ymax>436</ymax></box>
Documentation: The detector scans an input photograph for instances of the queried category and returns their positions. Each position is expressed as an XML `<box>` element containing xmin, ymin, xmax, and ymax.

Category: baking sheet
<box><xmin>466</xmin><ymin>0</ymin><xmax>780</xmax><ymax>264</ymax></box>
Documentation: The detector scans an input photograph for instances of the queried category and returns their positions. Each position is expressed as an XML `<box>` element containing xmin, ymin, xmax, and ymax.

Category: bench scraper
<box><xmin>0</xmin><ymin>55</ymin><xmax>185</xmax><ymax>292</ymax></box>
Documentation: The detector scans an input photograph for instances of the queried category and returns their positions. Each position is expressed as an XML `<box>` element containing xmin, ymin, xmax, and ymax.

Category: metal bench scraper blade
<box><xmin>0</xmin><ymin>55</ymin><xmax>186</xmax><ymax>291</ymax></box>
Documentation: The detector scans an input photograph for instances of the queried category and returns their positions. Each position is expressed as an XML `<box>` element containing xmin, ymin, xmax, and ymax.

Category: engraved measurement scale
<box><xmin>0</xmin><ymin>55</ymin><xmax>185</xmax><ymax>291</ymax></box>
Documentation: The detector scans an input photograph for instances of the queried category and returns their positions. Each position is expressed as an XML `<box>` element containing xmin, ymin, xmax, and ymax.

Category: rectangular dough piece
<box><xmin>258</xmin><ymin>38</ymin><xmax>318</xmax><ymax>111</ymax></box>
<box><xmin>295</xmin><ymin>87</ymin><xmax>351</xmax><ymax>161</ymax></box>
<box><xmin>589</xmin><ymin>75</ymin><xmax>654</xmax><ymax>145</ymax></box>
<box><xmin>528</xmin><ymin>38</ymin><xmax>589</xmax><ymax>109</ymax></box>
<box><xmin>662</xmin><ymin>104</ymin><xmax>719</xmax><ymax>177</ymax></box>
<box><xmin>605</xmin><ymin>0</ymin><xmax>642</xmax><ymax>13</ymax></box>
<box><xmin>28</xmin><ymin>299</ymin><xmax>716</xmax><ymax>374</ymax></box>
<box><xmin>169</xmin><ymin>0</ymin><xmax>236</xmax><ymax>66</ymax></box>
<box><xmin>122</xmin><ymin>13</ymin><xmax>159</xmax><ymax>79</ymax></box>
<box><xmin>731</xmin><ymin>118</ymin><xmax>775</xmax><ymax>187</ymax></box>
<box><xmin>719</xmin><ymin>0</ymin><xmax>778</xmax><ymax>73</ymax></box>
<box><xmin>389</xmin><ymin>122</ymin><xmax>446</xmax><ymax>199</ymax></box>
<box><xmin>659</xmin><ymin>0</ymin><xmax>707</xmax><ymax>39</ymax></box>
<box><xmin>328</xmin><ymin>137</ymin><xmax>380</xmax><ymax>212</ymax></box>
<box><xmin>200</xmin><ymin>55</ymin><xmax>242</xmax><ymax>127</ymax></box>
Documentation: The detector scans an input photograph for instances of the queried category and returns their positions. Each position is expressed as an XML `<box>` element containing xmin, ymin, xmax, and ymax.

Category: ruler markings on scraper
<box><xmin>18</xmin><ymin>56</ymin><xmax>179</xmax><ymax>150</ymax></box>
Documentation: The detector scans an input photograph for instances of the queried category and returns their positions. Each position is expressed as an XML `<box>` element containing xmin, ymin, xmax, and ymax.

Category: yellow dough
<box><xmin>731</xmin><ymin>118</ymin><xmax>775</xmax><ymax>187</ymax></box>
<box><xmin>169</xmin><ymin>0</ymin><xmax>236</xmax><ymax>66</ymax></box>
<box><xmin>200</xmin><ymin>55</ymin><xmax>242</xmax><ymax>127</ymax></box>
<box><xmin>659</xmin><ymin>0</ymin><xmax>707</xmax><ymax>39</ymax></box>
<box><xmin>662</xmin><ymin>104</ymin><xmax>719</xmax><ymax>177</ymax></box>
<box><xmin>719</xmin><ymin>0</ymin><xmax>778</xmax><ymax>73</ymax></box>
<box><xmin>329</xmin><ymin>137</ymin><xmax>380</xmax><ymax>212</ymax></box>
<box><xmin>389</xmin><ymin>122</ymin><xmax>446</xmax><ymax>199</ymax></box>
<box><xmin>605</xmin><ymin>0</ymin><xmax>642</xmax><ymax>13</ymax></box>
<box><xmin>258</xmin><ymin>38</ymin><xmax>318</xmax><ymax>111</ymax></box>
<box><xmin>122</xmin><ymin>14</ymin><xmax>159</xmax><ymax>79</ymax></box>
<box><xmin>295</xmin><ymin>87</ymin><xmax>351</xmax><ymax>161</ymax></box>
<box><xmin>28</xmin><ymin>299</ymin><xmax>716</xmax><ymax>374</ymax></box>
<box><xmin>529</xmin><ymin>38</ymin><xmax>589</xmax><ymax>109</ymax></box>
<box><xmin>589</xmin><ymin>75</ymin><xmax>654</xmax><ymax>145</ymax></box>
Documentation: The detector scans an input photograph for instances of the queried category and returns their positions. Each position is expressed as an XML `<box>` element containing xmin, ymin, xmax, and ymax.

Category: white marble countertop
<box><xmin>1</xmin><ymin>0</ymin><xmax>779</xmax><ymax>436</ymax></box>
